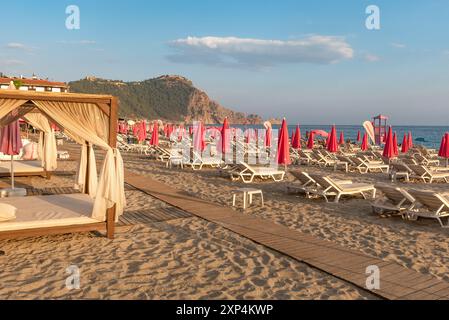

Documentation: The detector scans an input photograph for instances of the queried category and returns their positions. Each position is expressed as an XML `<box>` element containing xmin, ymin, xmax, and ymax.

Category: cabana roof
<box><xmin>0</xmin><ymin>90</ymin><xmax>114</xmax><ymax>103</ymax></box>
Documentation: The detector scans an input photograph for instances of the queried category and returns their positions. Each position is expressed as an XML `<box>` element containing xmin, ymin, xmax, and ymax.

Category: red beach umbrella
<box><xmin>218</xmin><ymin>118</ymin><xmax>230</xmax><ymax>154</ymax></box>
<box><xmin>327</xmin><ymin>125</ymin><xmax>338</xmax><ymax>153</ymax></box>
<box><xmin>361</xmin><ymin>133</ymin><xmax>369</xmax><ymax>151</ymax></box>
<box><xmin>307</xmin><ymin>131</ymin><xmax>315</xmax><ymax>149</ymax></box>
<box><xmin>408</xmin><ymin>132</ymin><xmax>413</xmax><ymax>149</ymax></box>
<box><xmin>150</xmin><ymin>121</ymin><xmax>159</xmax><ymax>146</ymax></box>
<box><xmin>383</xmin><ymin>127</ymin><xmax>395</xmax><ymax>159</ymax></box>
<box><xmin>276</xmin><ymin>118</ymin><xmax>291</xmax><ymax>167</ymax></box>
<box><xmin>339</xmin><ymin>131</ymin><xmax>345</xmax><ymax>145</ymax></box>
<box><xmin>193</xmin><ymin>121</ymin><xmax>206</xmax><ymax>152</ymax></box>
<box><xmin>0</xmin><ymin>121</ymin><xmax>23</xmax><ymax>189</ymax></box>
<box><xmin>393</xmin><ymin>132</ymin><xmax>399</xmax><ymax>156</ymax></box>
<box><xmin>356</xmin><ymin>130</ymin><xmax>361</xmax><ymax>143</ymax></box>
<box><xmin>292</xmin><ymin>125</ymin><xmax>301</xmax><ymax>149</ymax></box>
<box><xmin>401</xmin><ymin>134</ymin><xmax>409</xmax><ymax>153</ymax></box>
<box><xmin>438</xmin><ymin>133</ymin><xmax>449</xmax><ymax>167</ymax></box>
<box><xmin>264</xmin><ymin>127</ymin><xmax>272</xmax><ymax>148</ymax></box>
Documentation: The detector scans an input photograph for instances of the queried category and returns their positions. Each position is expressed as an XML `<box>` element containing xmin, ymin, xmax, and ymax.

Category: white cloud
<box><xmin>391</xmin><ymin>42</ymin><xmax>406</xmax><ymax>49</ymax></box>
<box><xmin>0</xmin><ymin>59</ymin><xmax>25</xmax><ymax>66</ymax></box>
<box><xmin>167</xmin><ymin>36</ymin><xmax>354</xmax><ymax>69</ymax></box>
<box><xmin>57</xmin><ymin>40</ymin><xmax>97</xmax><ymax>45</ymax></box>
<box><xmin>5</xmin><ymin>42</ymin><xmax>34</xmax><ymax>52</ymax></box>
<box><xmin>364</xmin><ymin>54</ymin><xmax>380</xmax><ymax>62</ymax></box>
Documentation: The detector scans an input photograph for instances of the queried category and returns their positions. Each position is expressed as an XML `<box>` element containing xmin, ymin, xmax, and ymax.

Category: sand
<box><xmin>0</xmin><ymin>154</ymin><xmax>373</xmax><ymax>299</ymax></box>
<box><xmin>123</xmin><ymin>152</ymin><xmax>449</xmax><ymax>286</ymax></box>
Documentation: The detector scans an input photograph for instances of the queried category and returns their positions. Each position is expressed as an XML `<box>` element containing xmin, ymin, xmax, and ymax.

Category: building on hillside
<box><xmin>0</xmin><ymin>75</ymin><xmax>68</xmax><ymax>93</ymax></box>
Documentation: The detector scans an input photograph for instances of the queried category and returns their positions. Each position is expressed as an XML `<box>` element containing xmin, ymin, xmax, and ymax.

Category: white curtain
<box><xmin>31</xmin><ymin>100</ymin><xmax>125</xmax><ymax>222</ymax></box>
<box><xmin>0</xmin><ymin>99</ymin><xmax>28</xmax><ymax>127</ymax></box>
<box><xmin>23</xmin><ymin>113</ymin><xmax>58</xmax><ymax>171</ymax></box>
<box><xmin>75</xmin><ymin>143</ymin><xmax>98</xmax><ymax>198</ymax></box>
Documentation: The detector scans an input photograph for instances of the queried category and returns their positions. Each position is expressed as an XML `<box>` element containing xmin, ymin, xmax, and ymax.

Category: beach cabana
<box><xmin>0</xmin><ymin>90</ymin><xmax>124</xmax><ymax>240</ymax></box>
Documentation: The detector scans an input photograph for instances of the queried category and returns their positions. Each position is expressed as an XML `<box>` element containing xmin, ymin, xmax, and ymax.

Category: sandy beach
<box><xmin>0</xmin><ymin>155</ymin><xmax>374</xmax><ymax>300</ymax></box>
<box><xmin>123</xmin><ymin>152</ymin><xmax>449</xmax><ymax>285</ymax></box>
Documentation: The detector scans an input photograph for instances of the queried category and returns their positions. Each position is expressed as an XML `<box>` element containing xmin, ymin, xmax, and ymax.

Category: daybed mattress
<box><xmin>0</xmin><ymin>160</ymin><xmax>44</xmax><ymax>173</ymax></box>
<box><xmin>0</xmin><ymin>193</ymin><xmax>100</xmax><ymax>232</ymax></box>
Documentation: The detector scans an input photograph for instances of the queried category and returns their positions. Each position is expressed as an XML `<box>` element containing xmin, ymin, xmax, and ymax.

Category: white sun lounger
<box><xmin>237</xmin><ymin>161</ymin><xmax>285</xmax><ymax>183</ymax></box>
<box><xmin>309</xmin><ymin>174</ymin><xmax>376</xmax><ymax>203</ymax></box>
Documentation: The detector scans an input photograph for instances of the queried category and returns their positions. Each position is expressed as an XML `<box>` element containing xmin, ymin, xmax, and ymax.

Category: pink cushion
<box><xmin>21</xmin><ymin>143</ymin><xmax>38</xmax><ymax>160</ymax></box>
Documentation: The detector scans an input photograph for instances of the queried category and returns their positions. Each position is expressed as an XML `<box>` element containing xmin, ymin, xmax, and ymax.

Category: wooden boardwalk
<box><xmin>118</xmin><ymin>206</ymin><xmax>191</xmax><ymax>226</ymax></box>
<box><xmin>125</xmin><ymin>169</ymin><xmax>449</xmax><ymax>300</ymax></box>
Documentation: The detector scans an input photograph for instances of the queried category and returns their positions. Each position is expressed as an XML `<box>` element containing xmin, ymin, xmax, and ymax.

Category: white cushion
<box><xmin>0</xmin><ymin>203</ymin><xmax>17</xmax><ymax>222</ymax></box>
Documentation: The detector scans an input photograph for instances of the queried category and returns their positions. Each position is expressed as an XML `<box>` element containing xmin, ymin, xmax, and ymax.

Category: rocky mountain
<box><xmin>68</xmin><ymin>75</ymin><xmax>262</xmax><ymax>124</ymax></box>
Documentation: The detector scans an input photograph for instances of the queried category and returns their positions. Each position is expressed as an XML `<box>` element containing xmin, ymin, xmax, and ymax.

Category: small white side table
<box><xmin>232</xmin><ymin>188</ymin><xmax>264</xmax><ymax>210</ymax></box>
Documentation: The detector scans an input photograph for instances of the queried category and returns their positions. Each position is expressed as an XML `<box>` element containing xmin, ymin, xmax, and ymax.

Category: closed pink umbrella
<box><xmin>292</xmin><ymin>125</ymin><xmax>301</xmax><ymax>149</ymax></box>
<box><xmin>327</xmin><ymin>125</ymin><xmax>338</xmax><ymax>153</ymax></box>
<box><xmin>150</xmin><ymin>121</ymin><xmax>159</xmax><ymax>146</ymax></box>
<box><xmin>356</xmin><ymin>130</ymin><xmax>361</xmax><ymax>143</ymax></box>
<box><xmin>393</xmin><ymin>132</ymin><xmax>399</xmax><ymax>156</ymax></box>
<box><xmin>307</xmin><ymin>131</ymin><xmax>315</xmax><ymax>149</ymax></box>
<box><xmin>264</xmin><ymin>127</ymin><xmax>272</xmax><ymax>148</ymax></box>
<box><xmin>438</xmin><ymin>133</ymin><xmax>449</xmax><ymax>167</ymax></box>
<box><xmin>339</xmin><ymin>131</ymin><xmax>345</xmax><ymax>145</ymax></box>
<box><xmin>276</xmin><ymin>119</ymin><xmax>291</xmax><ymax>169</ymax></box>
<box><xmin>218</xmin><ymin>118</ymin><xmax>230</xmax><ymax>154</ymax></box>
<box><xmin>361</xmin><ymin>133</ymin><xmax>369</xmax><ymax>151</ymax></box>
<box><xmin>408</xmin><ymin>132</ymin><xmax>413</xmax><ymax>149</ymax></box>
<box><xmin>193</xmin><ymin>121</ymin><xmax>206</xmax><ymax>152</ymax></box>
<box><xmin>0</xmin><ymin>121</ymin><xmax>23</xmax><ymax>189</ymax></box>
<box><xmin>383</xmin><ymin>127</ymin><xmax>395</xmax><ymax>159</ymax></box>
<box><xmin>401</xmin><ymin>134</ymin><xmax>409</xmax><ymax>153</ymax></box>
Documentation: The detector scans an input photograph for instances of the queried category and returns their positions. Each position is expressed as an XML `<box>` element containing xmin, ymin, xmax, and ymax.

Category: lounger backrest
<box><xmin>309</xmin><ymin>174</ymin><xmax>336</xmax><ymax>191</ymax></box>
<box><xmin>351</xmin><ymin>157</ymin><xmax>364</xmax><ymax>166</ymax></box>
<box><xmin>290</xmin><ymin>170</ymin><xmax>315</xmax><ymax>186</ymax></box>
<box><xmin>392</xmin><ymin>163</ymin><xmax>411</xmax><ymax>173</ymax></box>
<box><xmin>409</xmin><ymin>165</ymin><xmax>428</xmax><ymax>176</ymax></box>
<box><xmin>408</xmin><ymin>190</ymin><xmax>449</xmax><ymax>211</ymax></box>
<box><xmin>375</xmin><ymin>185</ymin><xmax>415</xmax><ymax>205</ymax></box>
<box><xmin>239</xmin><ymin>161</ymin><xmax>255</xmax><ymax>173</ymax></box>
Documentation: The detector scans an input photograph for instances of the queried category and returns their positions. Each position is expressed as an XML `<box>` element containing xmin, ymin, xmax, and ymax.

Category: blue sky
<box><xmin>1</xmin><ymin>0</ymin><xmax>449</xmax><ymax>125</ymax></box>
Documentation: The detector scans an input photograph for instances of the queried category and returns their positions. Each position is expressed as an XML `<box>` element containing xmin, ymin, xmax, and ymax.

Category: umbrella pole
<box><xmin>10</xmin><ymin>155</ymin><xmax>14</xmax><ymax>189</ymax></box>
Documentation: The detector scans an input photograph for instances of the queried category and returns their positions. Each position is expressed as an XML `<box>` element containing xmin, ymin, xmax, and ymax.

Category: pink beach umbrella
<box><xmin>438</xmin><ymin>133</ymin><xmax>449</xmax><ymax>167</ymax></box>
<box><xmin>401</xmin><ymin>134</ymin><xmax>409</xmax><ymax>153</ymax></box>
<box><xmin>307</xmin><ymin>131</ymin><xmax>315</xmax><ymax>149</ymax></box>
<box><xmin>361</xmin><ymin>133</ymin><xmax>369</xmax><ymax>151</ymax></box>
<box><xmin>327</xmin><ymin>125</ymin><xmax>338</xmax><ymax>153</ymax></box>
<box><xmin>193</xmin><ymin>121</ymin><xmax>206</xmax><ymax>152</ymax></box>
<box><xmin>264</xmin><ymin>127</ymin><xmax>272</xmax><ymax>148</ymax></box>
<box><xmin>291</xmin><ymin>125</ymin><xmax>301</xmax><ymax>150</ymax></box>
<box><xmin>0</xmin><ymin>121</ymin><xmax>23</xmax><ymax>189</ymax></box>
<box><xmin>218</xmin><ymin>118</ymin><xmax>230</xmax><ymax>154</ymax></box>
<box><xmin>276</xmin><ymin>118</ymin><xmax>291</xmax><ymax>168</ymax></box>
<box><xmin>393</xmin><ymin>132</ymin><xmax>399</xmax><ymax>156</ymax></box>
<box><xmin>356</xmin><ymin>130</ymin><xmax>361</xmax><ymax>143</ymax></box>
<box><xmin>339</xmin><ymin>131</ymin><xmax>345</xmax><ymax>145</ymax></box>
<box><xmin>383</xmin><ymin>127</ymin><xmax>395</xmax><ymax>159</ymax></box>
<box><xmin>150</xmin><ymin>122</ymin><xmax>159</xmax><ymax>146</ymax></box>
<box><xmin>408</xmin><ymin>132</ymin><xmax>413</xmax><ymax>149</ymax></box>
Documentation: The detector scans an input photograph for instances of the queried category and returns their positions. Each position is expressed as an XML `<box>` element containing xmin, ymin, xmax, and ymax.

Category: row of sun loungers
<box><xmin>287</xmin><ymin>170</ymin><xmax>376</xmax><ymax>203</ymax></box>
<box><xmin>372</xmin><ymin>184</ymin><xmax>449</xmax><ymax>228</ymax></box>
<box><xmin>288</xmin><ymin>170</ymin><xmax>449</xmax><ymax>227</ymax></box>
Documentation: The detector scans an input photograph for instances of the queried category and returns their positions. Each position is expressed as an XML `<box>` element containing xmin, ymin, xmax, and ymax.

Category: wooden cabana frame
<box><xmin>0</xmin><ymin>90</ymin><xmax>119</xmax><ymax>240</ymax></box>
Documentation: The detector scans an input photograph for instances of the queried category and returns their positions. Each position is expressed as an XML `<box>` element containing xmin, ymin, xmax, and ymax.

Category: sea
<box><xmin>213</xmin><ymin>124</ymin><xmax>449</xmax><ymax>149</ymax></box>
